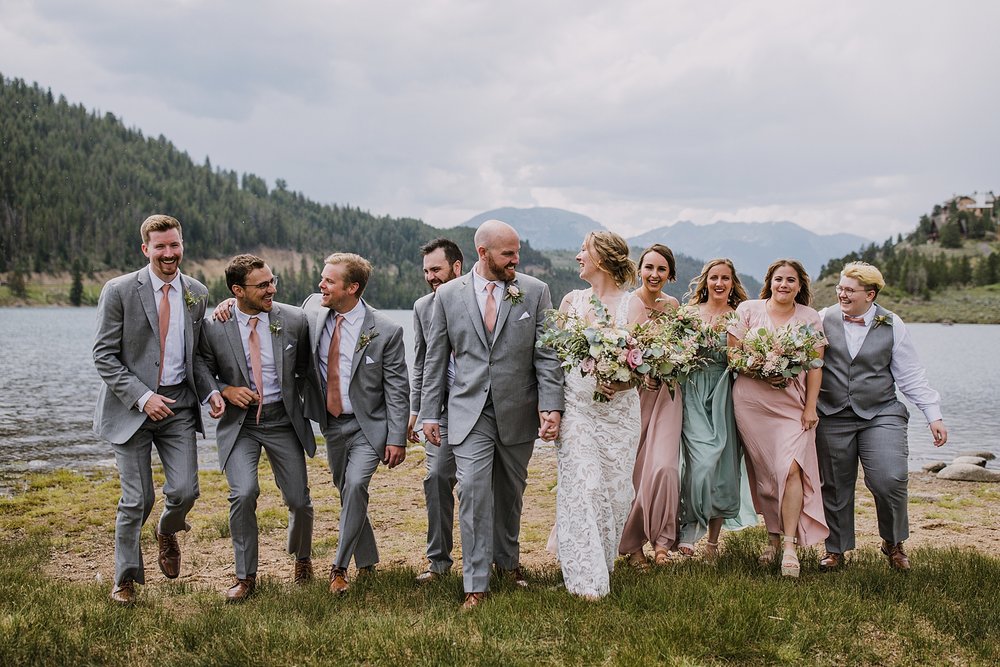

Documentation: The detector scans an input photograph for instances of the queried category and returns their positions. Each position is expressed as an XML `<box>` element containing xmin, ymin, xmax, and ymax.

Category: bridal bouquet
<box><xmin>537</xmin><ymin>297</ymin><xmax>644</xmax><ymax>402</ymax></box>
<box><xmin>728</xmin><ymin>322</ymin><xmax>827</xmax><ymax>388</ymax></box>
<box><xmin>631</xmin><ymin>305</ymin><xmax>706</xmax><ymax>396</ymax></box>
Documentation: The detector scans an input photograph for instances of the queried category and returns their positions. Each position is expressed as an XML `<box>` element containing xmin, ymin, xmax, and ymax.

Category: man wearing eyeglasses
<box><xmin>199</xmin><ymin>254</ymin><xmax>316</xmax><ymax>601</ymax></box>
<box><xmin>816</xmin><ymin>261</ymin><xmax>948</xmax><ymax>573</ymax></box>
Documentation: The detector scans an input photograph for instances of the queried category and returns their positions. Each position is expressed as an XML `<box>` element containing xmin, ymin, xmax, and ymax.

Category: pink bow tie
<box><xmin>843</xmin><ymin>314</ymin><xmax>866</xmax><ymax>326</ymax></box>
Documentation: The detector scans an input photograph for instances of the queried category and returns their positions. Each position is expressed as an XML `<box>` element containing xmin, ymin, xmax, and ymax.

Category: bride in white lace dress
<box><xmin>552</xmin><ymin>231</ymin><xmax>645</xmax><ymax>599</ymax></box>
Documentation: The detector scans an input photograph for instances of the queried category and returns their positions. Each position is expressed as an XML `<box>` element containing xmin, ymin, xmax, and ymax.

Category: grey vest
<box><xmin>817</xmin><ymin>304</ymin><xmax>906</xmax><ymax>420</ymax></box>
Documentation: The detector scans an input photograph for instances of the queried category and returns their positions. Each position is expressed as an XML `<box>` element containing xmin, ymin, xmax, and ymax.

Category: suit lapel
<box><xmin>269</xmin><ymin>304</ymin><xmax>284</xmax><ymax>381</ymax></box>
<box><xmin>350</xmin><ymin>303</ymin><xmax>373</xmax><ymax>381</ymax></box>
<box><xmin>461</xmin><ymin>275</ymin><xmax>489</xmax><ymax>348</ymax></box>
<box><xmin>492</xmin><ymin>278</ymin><xmax>514</xmax><ymax>340</ymax></box>
<box><xmin>223</xmin><ymin>307</ymin><xmax>251</xmax><ymax>385</ymax></box>
<box><xmin>136</xmin><ymin>267</ymin><xmax>158</xmax><ymax>335</ymax></box>
<box><xmin>179</xmin><ymin>274</ymin><xmax>194</xmax><ymax>366</ymax></box>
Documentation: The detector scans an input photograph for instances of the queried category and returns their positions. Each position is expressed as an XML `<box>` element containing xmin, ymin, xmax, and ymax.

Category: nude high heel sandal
<box><xmin>780</xmin><ymin>535</ymin><xmax>800</xmax><ymax>578</ymax></box>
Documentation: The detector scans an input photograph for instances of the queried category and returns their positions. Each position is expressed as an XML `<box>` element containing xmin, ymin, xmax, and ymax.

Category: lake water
<box><xmin>0</xmin><ymin>307</ymin><xmax>996</xmax><ymax>490</ymax></box>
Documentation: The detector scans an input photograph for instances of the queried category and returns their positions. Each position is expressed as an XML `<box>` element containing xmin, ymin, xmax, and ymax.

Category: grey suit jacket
<box><xmin>198</xmin><ymin>301</ymin><xmax>316</xmax><ymax>470</ymax></box>
<box><xmin>410</xmin><ymin>292</ymin><xmax>450</xmax><ymax>416</ymax></box>
<box><xmin>419</xmin><ymin>270</ymin><xmax>564</xmax><ymax>445</ymax></box>
<box><xmin>93</xmin><ymin>266</ymin><xmax>211</xmax><ymax>445</ymax></box>
<box><xmin>301</xmin><ymin>294</ymin><xmax>410</xmax><ymax>458</ymax></box>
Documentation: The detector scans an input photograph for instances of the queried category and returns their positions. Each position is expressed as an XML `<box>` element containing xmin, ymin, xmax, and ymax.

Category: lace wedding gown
<box><xmin>553</xmin><ymin>289</ymin><xmax>641</xmax><ymax>598</ymax></box>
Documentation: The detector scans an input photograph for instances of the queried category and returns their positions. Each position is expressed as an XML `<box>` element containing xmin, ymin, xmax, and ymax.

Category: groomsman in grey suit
<box><xmin>407</xmin><ymin>238</ymin><xmax>464</xmax><ymax>583</ymax></box>
<box><xmin>302</xmin><ymin>253</ymin><xmax>409</xmax><ymax>595</ymax></box>
<box><xmin>816</xmin><ymin>261</ymin><xmax>948</xmax><ymax>572</ymax></box>
<box><xmin>93</xmin><ymin>214</ymin><xmax>223</xmax><ymax>605</ymax></box>
<box><xmin>422</xmin><ymin>220</ymin><xmax>564</xmax><ymax>609</ymax></box>
<box><xmin>199</xmin><ymin>254</ymin><xmax>316</xmax><ymax>602</ymax></box>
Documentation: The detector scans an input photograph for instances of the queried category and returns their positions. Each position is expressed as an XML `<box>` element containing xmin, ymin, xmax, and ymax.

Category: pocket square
<box><xmin>365</xmin><ymin>355</ymin><xmax>375</xmax><ymax>364</ymax></box>
<box><xmin>518</xmin><ymin>312</ymin><xmax>531</xmax><ymax>321</ymax></box>
<box><xmin>285</xmin><ymin>344</ymin><xmax>294</xmax><ymax>350</ymax></box>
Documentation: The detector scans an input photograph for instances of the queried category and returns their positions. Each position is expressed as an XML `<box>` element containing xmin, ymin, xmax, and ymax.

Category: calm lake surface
<box><xmin>0</xmin><ymin>307</ymin><xmax>996</xmax><ymax>489</ymax></box>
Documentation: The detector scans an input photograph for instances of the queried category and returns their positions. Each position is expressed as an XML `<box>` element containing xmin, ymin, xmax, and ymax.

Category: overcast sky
<box><xmin>1</xmin><ymin>1</ymin><xmax>997</xmax><ymax>240</ymax></box>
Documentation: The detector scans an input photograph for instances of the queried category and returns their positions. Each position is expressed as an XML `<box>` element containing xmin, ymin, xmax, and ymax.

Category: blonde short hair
<box><xmin>840</xmin><ymin>261</ymin><xmax>885</xmax><ymax>295</ymax></box>
<box><xmin>324</xmin><ymin>252</ymin><xmax>372</xmax><ymax>296</ymax></box>
<box><xmin>140</xmin><ymin>214</ymin><xmax>182</xmax><ymax>244</ymax></box>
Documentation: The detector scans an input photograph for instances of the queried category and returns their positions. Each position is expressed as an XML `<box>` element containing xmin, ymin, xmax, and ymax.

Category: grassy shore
<box><xmin>3</xmin><ymin>457</ymin><xmax>1000</xmax><ymax>665</ymax></box>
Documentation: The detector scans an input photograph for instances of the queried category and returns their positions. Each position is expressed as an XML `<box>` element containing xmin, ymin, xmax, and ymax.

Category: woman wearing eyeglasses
<box><xmin>727</xmin><ymin>259</ymin><xmax>828</xmax><ymax>577</ymax></box>
<box><xmin>814</xmin><ymin>262</ymin><xmax>947</xmax><ymax>573</ymax></box>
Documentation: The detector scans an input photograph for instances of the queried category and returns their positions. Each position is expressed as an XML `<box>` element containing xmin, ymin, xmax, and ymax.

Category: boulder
<box><xmin>922</xmin><ymin>462</ymin><xmax>947</xmax><ymax>473</ymax></box>
<box><xmin>958</xmin><ymin>450</ymin><xmax>997</xmax><ymax>461</ymax></box>
<box><xmin>936</xmin><ymin>464</ymin><xmax>1000</xmax><ymax>483</ymax></box>
<box><xmin>950</xmin><ymin>456</ymin><xmax>987</xmax><ymax>467</ymax></box>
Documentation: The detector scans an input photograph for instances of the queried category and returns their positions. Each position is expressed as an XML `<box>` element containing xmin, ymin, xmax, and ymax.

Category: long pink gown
<box><xmin>728</xmin><ymin>299</ymin><xmax>829</xmax><ymax>547</ymax></box>
<box><xmin>619</xmin><ymin>384</ymin><xmax>683</xmax><ymax>554</ymax></box>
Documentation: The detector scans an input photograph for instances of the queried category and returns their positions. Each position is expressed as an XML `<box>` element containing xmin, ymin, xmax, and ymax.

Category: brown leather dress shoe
<box><xmin>415</xmin><ymin>569</ymin><xmax>441</xmax><ymax>584</ymax></box>
<box><xmin>294</xmin><ymin>558</ymin><xmax>313</xmax><ymax>585</ymax></box>
<box><xmin>881</xmin><ymin>541</ymin><xmax>911</xmax><ymax>571</ymax></box>
<box><xmin>329</xmin><ymin>567</ymin><xmax>349</xmax><ymax>594</ymax></box>
<box><xmin>461</xmin><ymin>592</ymin><xmax>487</xmax><ymax>610</ymax></box>
<box><xmin>496</xmin><ymin>566</ymin><xmax>528</xmax><ymax>588</ymax></box>
<box><xmin>110</xmin><ymin>581</ymin><xmax>137</xmax><ymax>606</ymax></box>
<box><xmin>819</xmin><ymin>552</ymin><xmax>844</xmax><ymax>572</ymax></box>
<box><xmin>225</xmin><ymin>575</ymin><xmax>257</xmax><ymax>603</ymax></box>
<box><xmin>155</xmin><ymin>527</ymin><xmax>181</xmax><ymax>579</ymax></box>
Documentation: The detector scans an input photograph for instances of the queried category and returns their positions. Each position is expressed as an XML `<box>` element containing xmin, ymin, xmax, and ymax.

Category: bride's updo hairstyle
<box><xmin>587</xmin><ymin>231</ymin><xmax>637</xmax><ymax>288</ymax></box>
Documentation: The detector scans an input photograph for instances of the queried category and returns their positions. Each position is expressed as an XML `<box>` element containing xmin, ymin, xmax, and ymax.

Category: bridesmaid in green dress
<box><xmin>676</xmin><ymin>259</ymin><xmax>758</xmax><ymax>560</ymax></box>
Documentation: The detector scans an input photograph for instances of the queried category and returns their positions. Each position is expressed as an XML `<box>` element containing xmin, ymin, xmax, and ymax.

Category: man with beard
<box><xmin>421</xmin><ymin>220</ymin><xmax>564</xmax><ymax>609</ymax></box>
<box><xmin>408</xmin><ymin>238</ymin><xmax>464</xmax><ymax>583</ymax></box>
<box><xmin>93</xmin><ymin>214</ymin><xmax>222</xmax><ymax>605</ymax></box>
<box><xmin>199</xmin><ymin>254</ymin><xmax>316</xmax><ymax>601</ymax></box>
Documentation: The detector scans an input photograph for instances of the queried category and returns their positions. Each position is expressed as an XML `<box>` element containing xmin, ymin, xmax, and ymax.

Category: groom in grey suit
<box><xmin>422</xmin><ymin>220</ymin><xmax>564</xmax><ymax>609</ymax></box>
<box><xmin>199</xmin><ymin>254</ymin><xmax>316</xmax><ymax>602</ymax></box>
<box><xmin>93</xmin><ymin>214</ymin><xmax>222</xmax><ymax>605</ymax></box>
<box><xmin>302</xmin><ymin>252</ymin><xmax>409</xmax><ymax>595</ymax></box>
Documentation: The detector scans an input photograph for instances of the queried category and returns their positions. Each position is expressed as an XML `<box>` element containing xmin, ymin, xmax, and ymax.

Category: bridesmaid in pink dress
<box><xmin>619</xmin><ymin>244</ymin><xmax>684</xmax><ymax>567</ymax></box>
<box><xmin>727</xmin><ymin>259</ymin><xmax>829</xmax><ymax>577</ymax></box>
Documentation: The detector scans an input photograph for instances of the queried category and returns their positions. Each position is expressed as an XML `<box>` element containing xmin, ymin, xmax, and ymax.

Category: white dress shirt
<box><xmin>820</xmin><ymin>304</ymin><xmax>943</xmax><ymax>423</ymax></box>
<box><xmin>137</xmin><ymin>272</ymin><xmax>186</xmax><ymax>410</ymax></box>
<box><xmin>234</xmin><ymin>307</ymin><xmax>282</xmax><ymax>405</ymax></box>
<box><xmin>318</xmin><ymin>300</ymin><xmax>366</xmax><ymax>415</ymax></box>
<box><xmin>472</xmin><ymin>263</ymin><xmax>505</xmax><ymax>320</ymax></box>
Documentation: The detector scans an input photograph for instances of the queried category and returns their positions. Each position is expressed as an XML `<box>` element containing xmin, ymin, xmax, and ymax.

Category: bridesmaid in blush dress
<box><xmin>727</xmin><ymin>259</ymin><xmax>829</xmax><ymax>577</ymax></box>
<box><xmin>618</xmin><ymin>244</ymin><xmax>684</xmax><ymax>567</ymax></box>
<box><xmin>675</xmin><ymin>259</ymin><xmax>758</xmax><ymax>561</ymax></box>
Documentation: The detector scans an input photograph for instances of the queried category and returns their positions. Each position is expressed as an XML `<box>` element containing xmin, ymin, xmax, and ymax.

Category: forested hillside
<box><xmin>819</xmin><ymin>197</ymin><xmax>999</xmax><ymax>299</ymax></box>
<box><xmin>0</xmin><ymin>75</ymin><xmax>583</xmax><ymax>307</ymax></box>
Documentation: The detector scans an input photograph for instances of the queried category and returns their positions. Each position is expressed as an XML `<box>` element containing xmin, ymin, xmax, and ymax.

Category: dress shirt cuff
<box><xmin>422</xmin><ymin>418</ymin><xmax>440</xmax><ymax>425</ymax></box>
<box><xmin>202</xmin><ymin>389</ymin><xmax>221</xmax><ymax>405</ymax></box>
<box><xmin>921</xmin><ymin>405</ymin><xmax>944</xmax><ymax>424</ymax></box>
<box><xmin>136</xmin><ymin>390</ymin><xmax>154</xmax><ymax>411</ymax></box>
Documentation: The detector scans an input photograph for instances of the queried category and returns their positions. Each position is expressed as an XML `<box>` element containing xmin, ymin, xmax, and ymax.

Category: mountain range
<box><xmin>462</xmin><ymin>207</ymin><xmax>869</xmax><ymax>279</ymax></box>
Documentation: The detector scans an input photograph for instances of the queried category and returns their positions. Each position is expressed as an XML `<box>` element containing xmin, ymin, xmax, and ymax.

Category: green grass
<box><xmin>2</xmin><ymin>533</ymin><xmax>999</xmax><ymax>665</ymax></box>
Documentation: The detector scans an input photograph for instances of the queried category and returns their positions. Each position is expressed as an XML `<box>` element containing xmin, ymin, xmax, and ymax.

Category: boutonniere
<box><xmin>504</xmin><ymin>283</ymin><xmax>524</xmax><ymax>305</ymax></box>
<box><xmin>183</xmin><ymin>290</ymin><xmax>207</xmax><ymax>310</ymax></box>
<box><xmin>873</xmin><ymin>314</ymin><xmax>892</xmax><ymax>329</ymax></box>
<box><xmin>269</xmin><ymin>319</ymin><xmax>283</xmax><ymax>335</ymax></box>
<box><xmin>356</xmin><ymin>327</ymin><xmax>379</xmax><ymax>352</ymax></box>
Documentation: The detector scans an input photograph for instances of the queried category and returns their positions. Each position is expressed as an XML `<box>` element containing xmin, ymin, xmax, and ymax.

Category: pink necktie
<box><xmin>326</xmin><ymin>314</ymin><xmax>345</xmax><ymax>417</ymax></box>
<box><xmin>247</xmin><ymin>316</ymin><xmax>264</xmax><ymax>424</ymax></box>
<box><xmin>843</xmin><ymin>314</ymin><xmax>866</xmax><ymax>326</ymax></box>
<box><xmin>484</xmin><ymin>283</ymin><xmax>498</xmax><ymax>333</ymax></box>
<box><xmin>157</xmin><ymin>284</ymin><xmax>171</xmax><ymax>387</ymax></box>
